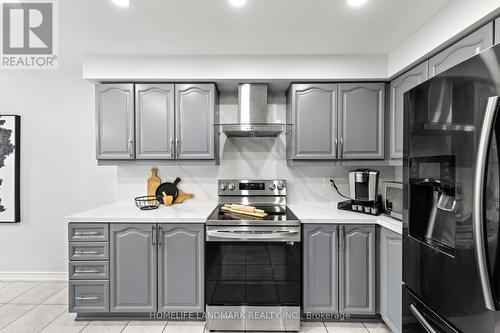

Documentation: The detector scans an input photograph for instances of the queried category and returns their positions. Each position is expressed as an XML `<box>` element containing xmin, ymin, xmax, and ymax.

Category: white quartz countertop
<box><xmin>65</xmin><ymin>200</ymin><xmax>216</xmax><ymax>223</ymax></box>
<box><xmin>288</xmin><ymin>203</ymin><xmax>402</xmax><ymax>235</ymax></box>
<box><xmin>65</xmin><ymin>201</ymin><xmax>402</xmax><ymax>234</ymax></box>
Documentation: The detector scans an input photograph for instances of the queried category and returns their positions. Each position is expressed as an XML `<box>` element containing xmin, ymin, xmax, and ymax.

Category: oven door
<box><xmin>205</xmin><ymin>226</ymin><xmax>301</xmax><ymax>331</ymax></box>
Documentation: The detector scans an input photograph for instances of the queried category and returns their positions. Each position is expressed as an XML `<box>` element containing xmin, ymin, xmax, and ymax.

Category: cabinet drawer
<box><xmin>69</xmin><ymin>224</ymin><xmax>108</xmax><ymax>242</ymax></box>
<box><xmin>69</xmin><ymin>280</ymin><xmax>109</xmax><ymax>313</ymax></box>
<box><xmin>69</xmin><ymin>242</ymin><xmax>109</xmax><ymax>261</ymax></box>
<box><xmin>69</xmin><ymin>261</ymin><xmax>109</xmax><ymax>280</ymax></box>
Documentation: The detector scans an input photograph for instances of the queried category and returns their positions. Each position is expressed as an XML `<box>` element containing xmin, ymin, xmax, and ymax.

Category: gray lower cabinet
<box><xmin>287</xmin><ymin>84</ymin><xmax>339</xmax><ymax>160</ymax></box>
<box><xmin>303</xmin><ymin>224</ymin><xmax>339</xmax><ymax>314</ymax></box>
<box><xmin>110</xmin><ymin>224</ymin><xmax>157</xmax><ymax>312</ymax></box>
<box><xmin>135</xmin><ymin>84</ymin><xmax>175</xmax><ymax>159</ymax></box>
<box><xmin>175</xmin><ymin>84</ymin><xmax>217</xmax><ymax>160</ymax></box>
<box><xmin>389</xmin><ymin>62</ymin><xmax>429</xmax><ymax>159</ymax></box>
<box><xmin>429</xmin><ymin>23</ymin><xmax>494</xmax><ymax>78</ymax></box>
<box><xmin>338</xmin><ymin>83</ymin><xmax>385</xmax><ymax>160</ymax></box>
<box><xmin>158</xmin><ymin>224</ymin><xmax>204</xmax><ymax>313</ymax></box>
<box><xmin>339</xmin><ymin>225</ymin><xmax>375</xmax><ymax>315</ymax></box>
<box><xmin>96</xmin><ymin>84</ymin><xmax>135</xmax><ymax>160</ymax></box>
<box><xmin>379</xmin><ymin>227</ymin><xmax>402</xmax><ymax>333</ymax></box>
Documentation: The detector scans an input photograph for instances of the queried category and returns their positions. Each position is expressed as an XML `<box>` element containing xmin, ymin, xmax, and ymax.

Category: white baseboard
<box><xmin>0</xmin><ymin>271</ymin><xmax>68</xmax><ymax>281</ymax></box>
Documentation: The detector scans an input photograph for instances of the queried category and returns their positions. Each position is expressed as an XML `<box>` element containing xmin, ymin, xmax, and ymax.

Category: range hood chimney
<box><xmin>220</xmin><ymin>83</ymin><xmax>286</xmax><ymax>137</ymax></box>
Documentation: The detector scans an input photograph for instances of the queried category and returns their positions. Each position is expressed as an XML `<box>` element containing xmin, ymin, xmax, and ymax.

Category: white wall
<box><xmin>388</xmin><ymin>0</ymin><xmax>500</xmax><ymax>77</ymax></box>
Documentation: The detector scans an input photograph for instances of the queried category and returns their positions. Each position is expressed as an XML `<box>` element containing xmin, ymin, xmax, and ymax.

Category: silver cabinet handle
<box><xmin>158</xmin><ymin>226</ymin><xmax>163</xmax><ymax>245</ymax></box>
<box><xmin>74</xmin><ymin>231</ymin><xmax>100</xmax><ymax>236</ymax></box>
<box><xmin>170</xmin><ymin>138</ymin><xmax>174</xmax><ymax>157</ymax></box>
<box><xmin>340</xmin><ymin>137</ymin><xmax>344</xmax><ymax>159</ymax></box>
<box><xmin>409</xmin><ymin>304</ymin><xmax>437</xmax><ymax>333</ymax></box>
<box><xmin>75</xmin><ymin>295</ymin><xmax>100</xmax><ymax>301</ymax></box>
<box><xmin>74</xmin><ymin>250</ymin><xmax>100</xmax><ymax>255</ymax></box>
<box><xmin>128</xmin><ymin>138</ymin><xmax>133</xmax><ymax>156</ymax></box>
<box><xmin>175</xmin><ymin>138</ymin><xmax>180</xmax><ymax>155</ymax></box>
<box><xmin>74</xmin><ymin>269</ymin><xmax>100</xmax><ymax>274</ymax></box>
<box><xmin>152</xmin><ymin>225</ymin><xmax>156</xmax><ymax>246</ymax></box>
<box><xmin>334</xmin><ymin>138</ymin><xmax>338</xmax><ymax>159</ymax></box>
<box><xmin>473</xmin><ymin>95</ymin><xmax>499</xmax><ymax>311</ymax></box>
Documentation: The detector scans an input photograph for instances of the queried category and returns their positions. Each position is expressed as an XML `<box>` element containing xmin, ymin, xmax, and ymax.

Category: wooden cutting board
<box><xmin>147</xmin><ymin>168</ymin><xmax>161</xmax><ymax>196</ymax></box>
<box><xmin>174</xmin><ymin>190</ymin><xmax>195</xmax><ymax>204</ymax></box>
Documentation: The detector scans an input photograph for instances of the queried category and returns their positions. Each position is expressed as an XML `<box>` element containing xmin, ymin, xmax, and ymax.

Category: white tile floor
<box><xmin>0</xmin><ymin>281</ymin><xmax>392</xmax><ymax>333</ymax></box>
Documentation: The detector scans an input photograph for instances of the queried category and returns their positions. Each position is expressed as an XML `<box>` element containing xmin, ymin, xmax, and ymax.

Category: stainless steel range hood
<box><xmin>219</xmin><ymin>84</ymin><xmax>286</xmax><ymax>137</ymax></box>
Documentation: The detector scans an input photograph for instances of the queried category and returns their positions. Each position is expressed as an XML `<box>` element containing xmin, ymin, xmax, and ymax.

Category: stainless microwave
<box><xmin>383</xmin><ymin>181</ymin><xmax>402</xmax><ymax>220</ymax></box>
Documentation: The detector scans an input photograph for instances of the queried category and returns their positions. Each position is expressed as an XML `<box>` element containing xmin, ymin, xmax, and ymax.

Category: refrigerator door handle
<box><xmin>473</xmin><ymin>95</ymin><xmax>499</xmax><ymax>311</ymax></box>
<box><xmin>409</xmin><ymin>304</ymin><xmax>437</xmax><ymax>333</ymax></box>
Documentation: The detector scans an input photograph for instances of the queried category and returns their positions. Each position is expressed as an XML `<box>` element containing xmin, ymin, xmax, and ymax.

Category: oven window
<box><xmin>205</xmin><ymin>242</ymin><xmax>301</xmax><ymax>306</ymax></box>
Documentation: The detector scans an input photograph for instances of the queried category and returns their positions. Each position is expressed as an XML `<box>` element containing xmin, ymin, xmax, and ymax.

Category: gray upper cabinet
<box><xmin>379</xmin><ymin>227</ymin><xmax>402</xmax><ymax>333</ymax></box>
<box><xmin>429</xmin><ymin>23</ymin><xmax>494</xmax><ymax>78</ymax></box>
<box><xmin>389</xmin><ymin>62</ymin><xmax>429</xmax><ymax>159</ymax></box>
<box><xmin>496</xmin><ymin>18</ymin><xmax>500</xmax><ymax>45</ymax></box>
<box><xmin>175</xmin><ymin>84</ymin><xmax>216</xmax><ymax>160</ymax></box>
<box><xmin>340</xmin><ymin>224</ymin><xmax>375</xmax><ymax>315</ymax></box>
<box><xmin>158</xmin><ymin>224</ymin><xmax>204</xmax><ymax>313</ymax></box>
<box><xmin>110</xmin><ymin>224</ymin><xmax>157</xmax><ymax>313</ymax></box>
<box><xmin>96</xmin><ymin>84</ymin><xmax>135</xmax><ymax>160</ymax></box>
<box><xmin>303</xmin><ymin>224</ymin><xmax>339</xmax><ymax>314</ymax></box>
<box><xmin>287</xmin><ymin>84</ymin><xmax>338</xmax><ymax>160</ymax></box>
<box><xmin>135</xmin><ymin>84</ymin><xmax>175</xmax><ymax>159</ymax></box>
<box><xmin>338</xmin><ymin>83</ymin><xmax>385</xmax><ymax>160</ymax></box>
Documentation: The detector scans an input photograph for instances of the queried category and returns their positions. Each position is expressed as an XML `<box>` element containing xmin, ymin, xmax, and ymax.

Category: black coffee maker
<box><xmin>338</xmin><ymin>169</ymin><xmax>382</xmax><ymax>215</ymax></box>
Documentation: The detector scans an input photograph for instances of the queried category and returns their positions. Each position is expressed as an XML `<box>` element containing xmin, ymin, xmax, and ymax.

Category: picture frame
<box><xmin>0</xmin><ymin>115</ymin><xmax>20</xmax><ymax>223</ymax></box>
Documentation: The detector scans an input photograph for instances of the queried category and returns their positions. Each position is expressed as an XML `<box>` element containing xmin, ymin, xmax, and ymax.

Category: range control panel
<box><xmin>218</xmin><ymin>179</ymin><xmax>287</xmax><ymax>196</ymax></box>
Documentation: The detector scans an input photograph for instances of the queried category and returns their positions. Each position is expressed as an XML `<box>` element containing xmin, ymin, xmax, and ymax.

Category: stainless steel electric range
<box><xmin>205</xmin><ymin>179</ymin><xmax>301</xmax><ymax>332</ymax></box>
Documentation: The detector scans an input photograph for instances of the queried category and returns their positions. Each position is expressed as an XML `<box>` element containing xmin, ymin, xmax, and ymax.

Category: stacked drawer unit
<box><xmin>68</xmin><ymin>223</ymin><xmax>110</xmax><ymax>313</ymax></box>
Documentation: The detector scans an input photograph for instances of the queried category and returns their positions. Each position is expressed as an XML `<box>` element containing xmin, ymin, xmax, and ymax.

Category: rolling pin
<box><xmin>221</xmin><ymin>206</ymin><xmax>268</xmax><ymax>218</ymax></box>
<box><xmin>224</xmin><ymin>204</ymin><xmax>265</xmax><ymax>214</ymax></box>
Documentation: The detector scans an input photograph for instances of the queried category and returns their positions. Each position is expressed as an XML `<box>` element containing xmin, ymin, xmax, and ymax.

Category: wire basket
<box><xmin>134</xmin><ymin>196</ymin><xmax>160</xmax><ymax>210</ymax></box>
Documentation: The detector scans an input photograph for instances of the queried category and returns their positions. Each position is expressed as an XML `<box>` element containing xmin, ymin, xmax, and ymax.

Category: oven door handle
<box><xmin>206</xmin><ymin>230</ymin><xmax>299</xmax><ymax>241</ymax></box>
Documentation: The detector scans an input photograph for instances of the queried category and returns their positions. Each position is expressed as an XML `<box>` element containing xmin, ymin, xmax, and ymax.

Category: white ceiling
<box><xmin>59</xmin><ymin>0</ymin><xmax>453</xmax><ymax>70</ymax></box>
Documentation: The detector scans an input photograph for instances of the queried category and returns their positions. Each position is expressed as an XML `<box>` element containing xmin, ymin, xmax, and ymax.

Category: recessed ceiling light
<box><xmin>347</xmin><ymin>0</ymin><xmax>367</xmax><ymax>7</ymax></box>
<box><xmin>229</xmin><ymin>0</ymin><xmax>247</xmax><ymax>7</ymax></box>
<box><xmin>111</xmin><ymin>0</ymin><xmax>130</xmax><ymax>8</ymax></box>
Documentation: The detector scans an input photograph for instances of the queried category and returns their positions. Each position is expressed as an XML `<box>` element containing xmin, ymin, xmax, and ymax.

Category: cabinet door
<box><xmin>429</xmin><ymin>23</ymin><xmax>493</xmax><ymax>78</ymax></box>
<box><xmin>389</xmin><ymin>62</ymin><xmax>429</xmax><ymax>159</ymax></box>
<box><xmin>380</xmin><ymin>227</ymin><xmax>402</xmax><ymax>333</ymax></box>
<box><xmin>96</xmin><ymin>84</ymin><xmax>134</xmax><ymax>160</ymax></box>
<box><xmin>288</xmin><ymin>84</ymin><xmax>338</xmax><ymax>159</ymax></box>
<box><xmin>110</xmin><ymin>224</ymin><xmax>157</xmax><ymax>312</ymax></box>
<box><xmin>496</xmin><ymin>18</ymin><xmax>500</xmax><ymax>45</ymax></box>
<box><xmin>135</xmin><ymin>84</ymin><xmax>175</xmax><ymax>159</ymax></box>
<box><xmin>338</xmin><ymin>83</ymin><xmax>385</xmax><ymax>160</ymax></box>
<box><xmin>340</xmin><ymin>225</ymin><xmax>375</xmax><ymax>315</ymax></box>
<box><xmin>175</xmin><ymin>84</ymin><xmax>215</xmax><ymax>159</ymax></box>
<box><xmin>158</xmin><ymin>224</ymin><xmax>204</xmax><ymax>313</ymax></box>
<box><xmin>303</xmin><ymin>224</ymin><xmax>339</xmax><ymax>314</ymax></box>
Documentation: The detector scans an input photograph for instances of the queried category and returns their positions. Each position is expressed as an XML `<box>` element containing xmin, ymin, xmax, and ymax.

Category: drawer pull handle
<box><xmin>74</xmin><ymin>269</ymin><xmax>100</xmax><ymax>274</ymax></box>
<box><xmin>74</xmin><ymin>250</ymin><xmax>100</xmax><ymax>255</ymax></box>
<box><xmin>75</xmin><ymin>295</ymin><xmax>100</xmax><ymax>301</ymax></box>
<box><xmin>74</xmin><ymin>231</ymin><xmax>100</xmax><ymax>236</ymax></box>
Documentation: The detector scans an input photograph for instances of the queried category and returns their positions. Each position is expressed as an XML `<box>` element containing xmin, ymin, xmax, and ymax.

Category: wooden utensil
<box><xmin>174</xmin><ymin>190</ymin><xmax>195</xmax><ymax>204</ymax></box>
<box><xmin>224</xmin><ymin>204</ymin><xmax>265</xmax><ymax>214</ymax></box>
<box><xmin>162</xmin><ymin>191</ymin><xmax>174</xmax><ymax>206</ymax></box>
<box><xmin>221</xmin><ymin>206</ymin><xmax>268</xmax><ymax>218</ymax></box>
<box><xmin>147</xmin><ymin>168</ymin><xmax>161</xmax><ymax>196</ymax></box>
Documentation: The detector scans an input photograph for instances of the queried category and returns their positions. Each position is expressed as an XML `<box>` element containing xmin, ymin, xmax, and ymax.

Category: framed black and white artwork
<box><xmin>0</xmin><ymin>116</ymin><xmax>20</xmax><ymax>223</ymax></box>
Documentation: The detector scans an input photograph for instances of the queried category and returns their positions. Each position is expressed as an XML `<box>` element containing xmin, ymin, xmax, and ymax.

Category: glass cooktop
<box><xmin>206</xmin><ymin>205</ymin><xmax>299</xmax><ymax>224</ymax></box>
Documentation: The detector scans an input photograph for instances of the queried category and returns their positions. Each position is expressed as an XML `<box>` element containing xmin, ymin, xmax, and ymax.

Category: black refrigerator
<box><xmin>403</xmin><ymin>44</ymin><xmax>500</xmax><ymax>332</ymax></box>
